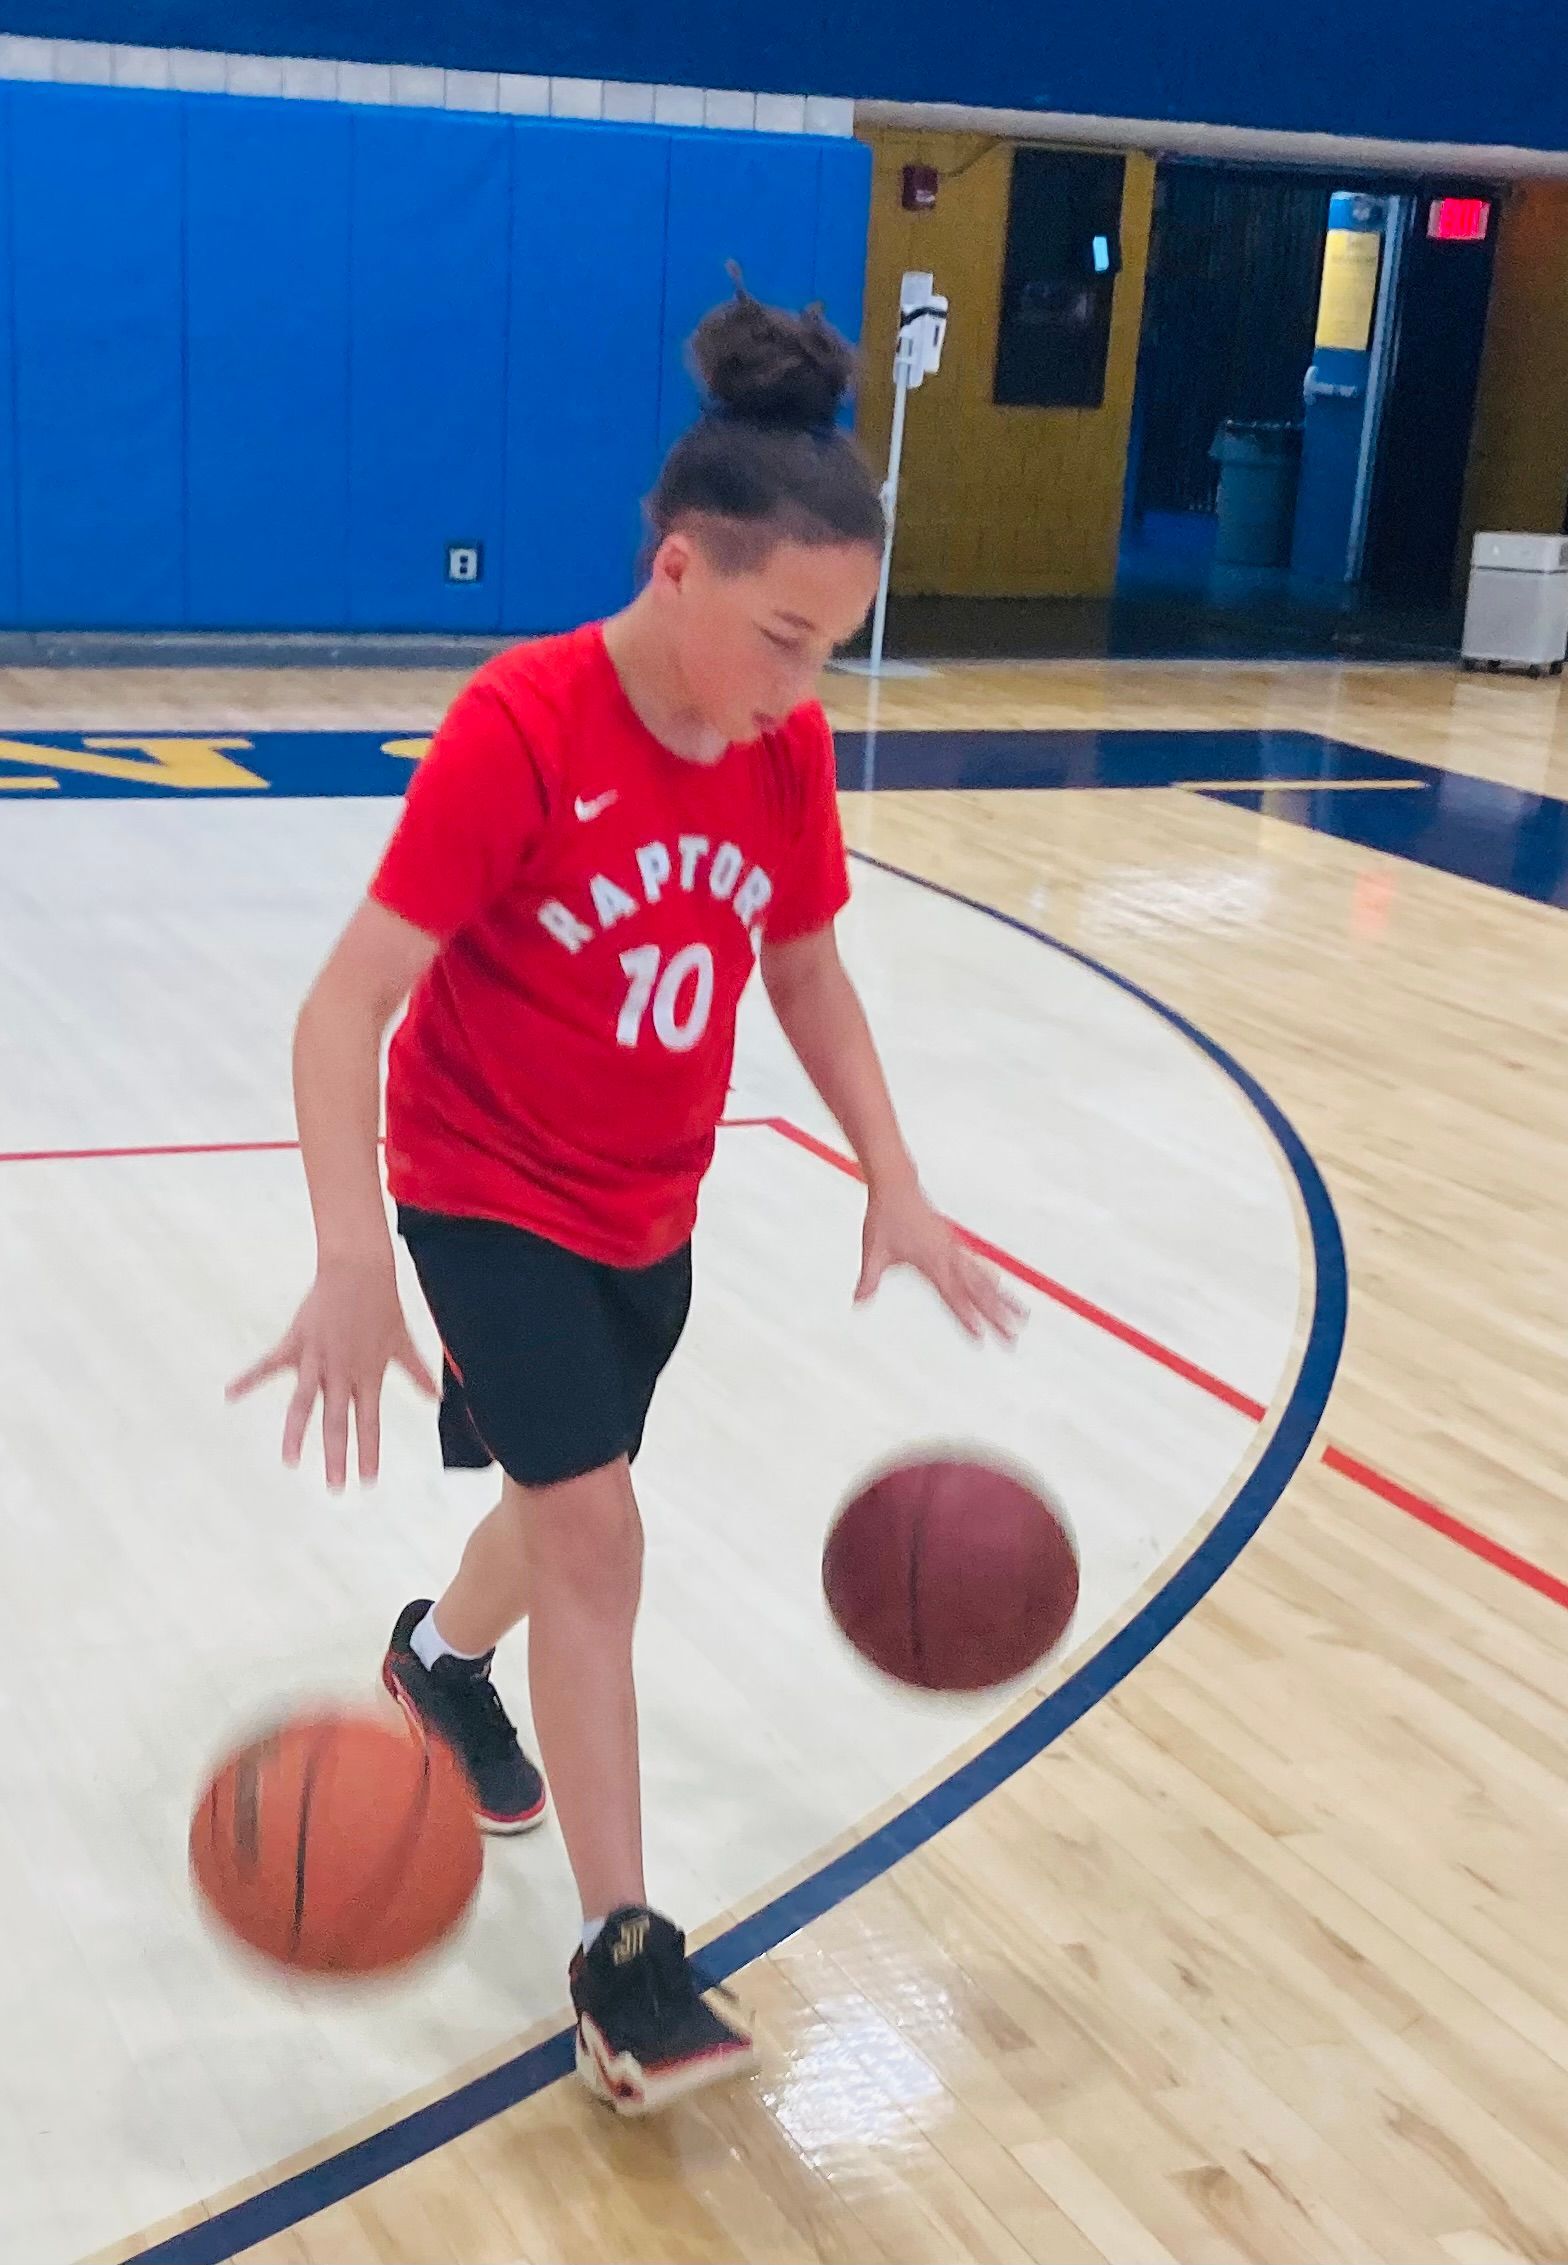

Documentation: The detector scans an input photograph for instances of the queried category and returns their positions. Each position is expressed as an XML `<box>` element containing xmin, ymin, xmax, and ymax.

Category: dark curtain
<box><xmin>1131</xmin><ymin>163</ymin><xmax>1330</xmax><ymax>519</ymax></box>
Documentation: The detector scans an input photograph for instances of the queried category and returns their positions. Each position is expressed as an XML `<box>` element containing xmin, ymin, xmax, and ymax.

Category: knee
<box><xmin>518</xmin><ymin>1466</ymin><xmax>642</xmax><ymax>1611</ymax></box>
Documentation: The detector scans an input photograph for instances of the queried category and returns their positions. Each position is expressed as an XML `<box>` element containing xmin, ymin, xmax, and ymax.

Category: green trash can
<box><xmin>1210</xmin><ymin>420</ymin><xmax>1302</xmax><ymax>568</ymax></box>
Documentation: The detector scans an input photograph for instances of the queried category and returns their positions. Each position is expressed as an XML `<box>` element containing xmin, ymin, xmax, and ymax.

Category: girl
<box><xmin>232</xmin><ymin>288</ymin><xmax>1019</xmax><ymax>2117</ymax></box>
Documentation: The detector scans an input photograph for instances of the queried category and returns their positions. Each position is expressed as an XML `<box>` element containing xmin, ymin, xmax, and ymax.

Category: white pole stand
<box><xmin>833</xmin><ymin>269</ymin><xmax>948</xmax><ymax>682</ymax></box>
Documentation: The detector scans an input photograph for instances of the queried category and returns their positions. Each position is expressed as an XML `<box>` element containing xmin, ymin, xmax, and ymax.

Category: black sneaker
<box><xmin>570</xmin><ymin>1906</ymin><xmax>756</xmax><ymax>2117</ymax></box>
<box><xmin>382</xmin><ymin>1598</ymin><xmax>547</xmax><ymax>1835</ymax></box>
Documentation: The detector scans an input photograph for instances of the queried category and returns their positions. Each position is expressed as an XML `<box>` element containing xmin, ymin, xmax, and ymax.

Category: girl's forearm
<box><xmin>293</xmin><ymin>982</ymin><xmax>395</xmax><ymax>1268</ymax></box>
<box><xmin>767</xmin><ymin>958</ymin><xmax>917</xmax><ymax>1194</ymax></box>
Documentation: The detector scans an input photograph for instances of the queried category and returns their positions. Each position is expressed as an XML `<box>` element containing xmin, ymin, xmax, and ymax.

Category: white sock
<box><xmin>410</xmin><ymin>1608</ymin><xmax>486</xmax><ymax>1673</ymax></box>
<box><xmin>581</xmin><ymin>1916</ymin><xmax>607</xmax><ymax>1954</ymax></box>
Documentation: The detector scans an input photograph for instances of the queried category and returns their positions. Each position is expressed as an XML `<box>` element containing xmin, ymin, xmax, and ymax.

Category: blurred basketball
<box><xmin>822</xmin><ymin>1454</ymin><xmax>1079</xmax><ymax>1692</ymax></box>
<box><xmin>189</xmin><ymin>1709</ymin><xmax>482</xmax><ymax>1975</ymax></box>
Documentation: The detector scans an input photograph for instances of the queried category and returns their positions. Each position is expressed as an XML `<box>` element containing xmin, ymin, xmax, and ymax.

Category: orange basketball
<box><xmin>189</xmin><ymin>1709</ymin><xmax>482</xmax><ymax>1975</ymax></box>
<box><xmin>823</xmin><ymin>1453</ymin><xmax>1079</xmax><ymax>1692</ymax></box>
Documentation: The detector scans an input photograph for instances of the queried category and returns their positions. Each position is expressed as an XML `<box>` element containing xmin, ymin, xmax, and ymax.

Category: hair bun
<box><xmin>689</xmin><ymin>280</ymin><xmax>855</xmax><ymax>433</ymax></box>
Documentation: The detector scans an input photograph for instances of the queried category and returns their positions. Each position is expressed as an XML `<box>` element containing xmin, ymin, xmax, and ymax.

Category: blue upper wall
<box><xmin>4</xmin><ymin>0</ymin><xmax>1566</xmax><ymax>152</ymax></box>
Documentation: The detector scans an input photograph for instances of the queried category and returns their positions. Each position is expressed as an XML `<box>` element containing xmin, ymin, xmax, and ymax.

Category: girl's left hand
<box><xmin>855</xmin><ymin>1180</ymin><xmax>1025</xmax><ymax>1343</ymax></box>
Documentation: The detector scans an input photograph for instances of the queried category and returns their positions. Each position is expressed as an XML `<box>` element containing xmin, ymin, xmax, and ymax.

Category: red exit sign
<box><xmin>1428</xmin><ymin>197</ymin><xmax>1491</xmax><ymax>242</ymax></box>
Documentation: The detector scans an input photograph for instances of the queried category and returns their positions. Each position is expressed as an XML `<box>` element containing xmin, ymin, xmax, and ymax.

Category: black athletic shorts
<box><xmin>397</xmin><ymin>1208</ymin><xmax>693</xmax><ymax>1490</ymax></box>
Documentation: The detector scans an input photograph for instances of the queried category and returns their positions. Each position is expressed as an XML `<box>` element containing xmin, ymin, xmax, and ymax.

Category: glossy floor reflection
<box><xmin>842</xmin><ymin>726</ymin><xmax>1568</xmax><ymax>909</ymax></box>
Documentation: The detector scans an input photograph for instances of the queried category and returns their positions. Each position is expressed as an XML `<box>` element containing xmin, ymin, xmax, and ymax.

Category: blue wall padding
<box><xmin>9</xmin><ymin>84</ymin><xmax>185</xmax><ymax>627</ymax></box>
<box><xmin>813</xmin><ymin>139</ymin><xmax>877</xmax><ymax>362</ymax></box>
<box><xmin>0</xmin><ymin>83</ymin><xmax>870</xmax><ymax>631</ymax></box>
<box><xmin>503</xmin><ymin>122</ymin><xmax>670</xmax><ymax>630</ymax></box>
<box><xmin>659</xmin><ymin>134</ymin><xmax>826</xmax><ymax>451</ymax></box>
<box><xmin>185</xmin><ymin>97</ymin><xmax>353</xmax><ymax>627</ymax></box>
<box><xmin>0</xmin><ymin>88</ymin><xmax>18</xmax><ymax>625</ymax></box>
<box><xmin>347</xmin><ymin>109</ymin><xmax>511</xmax><ymax>631</ymax></box>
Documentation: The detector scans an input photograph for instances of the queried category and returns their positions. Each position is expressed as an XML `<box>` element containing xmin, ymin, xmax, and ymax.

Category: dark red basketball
<box><xmin>822</xmin><ymin>1455</ymin><xmax>1079</xmax><ymax>1692</ymax></box>
<box><xmin>190</xmin><ymin>1709</ymin><xmax>482</xmax><ymax>1975</ymax></box>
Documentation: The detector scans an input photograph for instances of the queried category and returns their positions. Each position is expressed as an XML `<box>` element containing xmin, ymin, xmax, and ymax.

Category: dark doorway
<box><xmin>1120</xmin><ymin>157</ymin><xmax>1500</xmax><ymax>644</ymax></box>
<box><xmin>1127</xmin><ymin>164</ymin><xmax>1328</xmax><ymax>535</ymax></box>
<box><xmin>1363</xmin><ymin>197</ymin><xmax>1498</xmax><ymax>605</ymax></box>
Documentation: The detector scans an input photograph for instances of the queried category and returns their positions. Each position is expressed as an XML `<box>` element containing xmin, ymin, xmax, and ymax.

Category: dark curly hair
<box><xmin>648</xmin><ymin>278</ymin><xmax>885</xmax><ymax>571</ymax></box>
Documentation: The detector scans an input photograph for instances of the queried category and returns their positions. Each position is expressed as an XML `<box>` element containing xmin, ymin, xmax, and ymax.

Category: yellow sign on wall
<box><xmin>1315</xmin><ymin>227</ymin><xmax>1381</xmax><ymax>353</ymax></box>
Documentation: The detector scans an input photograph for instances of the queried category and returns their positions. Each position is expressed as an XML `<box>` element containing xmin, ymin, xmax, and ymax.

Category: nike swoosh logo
<box><xmin>574</xmin><ymin>791</ymin><xmax>618</xmax><ymax>822</ymax></box>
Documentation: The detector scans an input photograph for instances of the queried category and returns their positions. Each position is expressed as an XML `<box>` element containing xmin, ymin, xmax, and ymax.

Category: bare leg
<box><xmin>521</xmin><ymin>1461</ymin><xmax>646</xmax><ymax>1918</ymax></box>
<box><xmin>431</xmin><ymin>1493</ymin><xmax>528</xmax><ymax>1653</ymax></box>
<box><xmin>438</xmin><ymin>1462</ymin><xmax>646</xmax><ymax>1920</ymax></box>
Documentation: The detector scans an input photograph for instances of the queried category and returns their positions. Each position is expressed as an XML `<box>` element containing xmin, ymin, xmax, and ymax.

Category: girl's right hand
<box><xmin>227</xmin><ymin>1255</ymin><xmax>437</xmax><ymax>1490</ymax></box>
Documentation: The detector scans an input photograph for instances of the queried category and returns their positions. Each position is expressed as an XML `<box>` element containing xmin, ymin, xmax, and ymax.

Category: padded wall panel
<box><xmin>185</xmin><ymin>96</ymin><xmax>352</xmax><ymax>627</ymax></box>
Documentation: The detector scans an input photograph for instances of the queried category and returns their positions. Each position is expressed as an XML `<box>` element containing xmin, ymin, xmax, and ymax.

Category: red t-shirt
<box><xmin>371</xmin><ymin>623</ymin><xmax>849</xmax><ymax>1267</ymax></box>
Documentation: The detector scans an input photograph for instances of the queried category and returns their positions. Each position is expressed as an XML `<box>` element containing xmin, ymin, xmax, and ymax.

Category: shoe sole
<box><xmin>381</xmin><ymin>1658</ymin><xmax>550</xmax><ymax>1837</ymax></box>
<box><xmin>574</xmin><ymin>2012</ymin><xmax>757</xmax><ymax>2118</ymax></box>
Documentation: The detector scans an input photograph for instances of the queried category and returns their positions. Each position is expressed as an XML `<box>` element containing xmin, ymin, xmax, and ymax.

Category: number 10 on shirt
<box><xmin>617</xmin><ymin>943</ymin><xmax>716</xmax><ymax>1052</ymax></box>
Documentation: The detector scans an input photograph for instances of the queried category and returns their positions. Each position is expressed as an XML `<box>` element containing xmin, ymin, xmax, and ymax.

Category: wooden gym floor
<box><xmin>0</xmin><ymin>656</ymin><xmax>1563</xmax><ymax>2265</ymax></box>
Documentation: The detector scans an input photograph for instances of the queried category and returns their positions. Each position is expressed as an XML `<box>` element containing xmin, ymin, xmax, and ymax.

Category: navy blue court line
<box><xmin>125</xmin><ymin>856</ymin><xmax>1347</xmax><ymax>2265</ymax></box>
<box><xmin>7</xmin><ymin>723</ymin><xmax>1565</xmax><ymax>911</ymax></box>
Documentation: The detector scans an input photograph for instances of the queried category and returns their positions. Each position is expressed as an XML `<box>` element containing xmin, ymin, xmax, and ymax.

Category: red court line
<box><xmin>763</xmin><ymin>1114</ymin><xmax>1266</xmax><ymax>1420</ymax></box>
<box><xmin>0</xmin><ymin>1136</ymin><xmax>302</xmax><ymax>1164</ymax></box>
<box><xmin>751</xmin><ymin>1116</ymin><xmax>1565</xmax><ymax>1617</ymax></box>
<box><xmin>2</xmin><ymin>1117</ymin><xmax>1560</xmax><ymax>1616</ymax></box>
<box><xmin>0</xmin><ymin>1122</ymin><xmax>763</xmax><ymax>1166</ymax></box>
<box><xmin>1322</xmin><ymin>1444</ymin><xmax>1568</xmax><ymax>1610</ymax></box>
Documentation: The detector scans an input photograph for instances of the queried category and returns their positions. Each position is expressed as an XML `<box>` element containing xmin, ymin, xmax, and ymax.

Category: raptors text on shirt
<box><xmin>370</xmin><ymin>622</ymin><xmax>849</xmax><ymax>1266</ymax></box>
